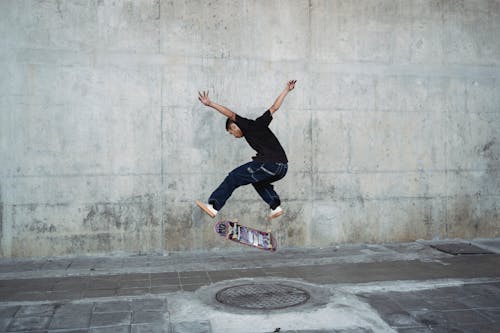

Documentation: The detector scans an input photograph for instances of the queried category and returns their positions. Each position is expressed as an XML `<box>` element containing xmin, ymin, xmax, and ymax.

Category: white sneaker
<box><xmin>269</xmin><ymin>206</ymin><xmax>283</xmax><ymax>219</ymax></box>
<box><xmin>195</xmin><ymin>200</ymin><xmax>218</xmax><ymax>218</ymax></box>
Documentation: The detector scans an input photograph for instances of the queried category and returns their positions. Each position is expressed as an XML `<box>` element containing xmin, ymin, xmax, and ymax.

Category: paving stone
<box><xmin>7</xmin><ymin>315</ymin><xmax>51</xmax><ymax>331</ymax></box>
<box><xmin>411</xmin><ymin>309</ymin><xmax>490</xmax><ymax>328</ymax></box>
<box><xmin>473</xmin><ymin>239</ymin><xmax>500</xmax><ymax>252</ymax></box>
<box><xmin>20</xmin><ymin>278</ymin><xmax>56</xmax><ymax>292</ymax></box>
<box><xmin>121</xmin><ymin>273</ymin><xmax>150</xmax><ymax>281</ymax></box>
<box><xmin>420</xmin><ymin>326</ymin><xmax>465</xmax><ymax>333</ymax></box>
<box><xmin>477</xmin><ymin>308</ymin><xmax>500</xmax><ymax>321</ymax></box>
<box><xmin>50</xmin><ymin>316</ymin><xmax>90</xmax><ymax>330</ymax></box>
<box><xmin>53</xmin><ymin>281</ymin><xmax>88</xmax><ymax>293</ymax></box>
<box><xmin>131</xmin><ymin>311</ymin><xmax>165</xmax><ymax>324</ymax></box>
<box><xmin>88</xmin><ymin>279</ymin><xmax>120</xmax><ymax>290</ymax></box>
<box><xmin>0</xmin><ymin>317</ymin><xmax>12</xmax><ymax>331</ymax></box>
<box><xmin>150</xmin><ymin>277</ymin><xmax>179</xmax><ymax>286</ymax></box>
<box><xmin>49</xmin><ymin>304</ymin><xmax>92</xmax><ymax>330</ymax></box>
<box><xmin>232</xmin><ymin>268</ymin><xmax>267</xmax><ymax>278</ymax></box>
<box><xmin>131</xmin><ymin>323</ymin><xmax>166</xmax><ymax>333</ymax></box>
<box><xmin>9</xmin><ymin>291</ymin><xmax>50</xmax><ymax>302</ymax></box>
<box><xmin>82</xmin><ymin>288</ymin><xmax>117</xmax><ymax>298</ymax></box>
<box><xmin>149</xmin><ymin>272</ymin><xmax>178</xmax><ymax>280</ymax></box>
<box><xmin>67</xmin><ymin>260</ymin><xmax>93</xmax><ymax>270</ymax></box>
<box><xmin>90</xmin><ymin>275</ymin><xmax>122</xmax><ymax>282</ymax></box>
<box><xmin>488</xmin><ymin>282</ymin><xmax>500</xmax><ymax>290</ymax></box>
<box><xmin>389</xmin><ymin>293</ymin><xmax>430</xmax><ymax>311</ymax></box>
<box><xmin>420</xmin><ymin>297</ymin><xmax>470</xmax><ymax>311</ymax></box>
<box><xmin>396</xmin><ymin>328</ymin><xmax>432</xmax><ymax>333</ymax></box>
<box><xmin>55</xmin><ymin>303</ymin><xmax>93</xmax><ymax>314</ymax></box>
<box><xmin>364</xmin><ymin>283</ymin><xmax>500</xmax><ymax>331</ymax></box>
<box><xmin>90</xmin><ymin>312</ymin><xmax>131</xmax><ymax>328</ymax></box>
<box><xmin>361</xmin><ymin>294</ymin><xmax>406</xmax><ymax>322</ymax></box>
<box><xmin>206</xmin><ymin>270</ymin><xmax>239</xmax><ymax>282</ymax></box>
<box><xmin>93</xmin><ymin>301</ymin><xmax>131</xmax><ymax>313</ymax></box>
<box><xmin>333</xmin><ymin>329</ymin><xmax>374</xmax><ymax>333</ymax></box>
<box><xmin>120</xmin><ymin>280</ymin><xmax>149</xmax><ymax>289</ymax></box>
<box><xmin>179</xmin><ymin>276</ymin><xmax>210</xmax><ymax>285</ymax></box>
<box><xmin>181</xmin><ymin>284</ymin><xmax>205</xmax><ymax>292</ymax></box>
<box><xmin>89</xmin><ymin>325</ymin><xmax>130</xmax><ymax>333</ymax></box>
<box><xmin>172</xmin><ymin>320</ymin><xmax>211</xmax><ymax>333</ymax></box>
<box><xmin>383</xmin><ymin>312</ymin><xmax>423</xmax><ymax>328</ymax></box>
<box><xmin>178</xmin><ymin>271</ymin><xmax>206</xmax><ymax>278</ymax></box>
<box><xmin>414</xmin><ymin>287</ymin><xmax>462</xmax><ymax>299</ymax></box>
<box><xmin>150</xmin><ymin>285</ymin><xmax>181</xmax><ymax>294</ymax></box>
<box><xmin>93</xmin><ymin>261</ymin><xmax>124</xmax><ymax>270</ymax></box>
<box><xmin>0</xmin><ymin>262</ymin><xmax>36</xmax><ymax>273</ymax></box>
<box><xmin>393</xmin><ymin>292</ymin><xmax>470</xmax><ymax>312</ymax></box>
<box><xmin>117</xmin><ymin>288</ymin><xmax>150</xmax><ymax>296</ymax></box>
<box><xmin>16</xmin><ymin>304</ymin><xmax>57</xmax><ymax>317</ymax></box>
<box><xmin>459</xmin><ymin>322</ymin><xmax>500</xmax><ymax>333</ymax></box>
<box><xmin>42</xmin><ymin>259</ymin><xmax>73</xmax><ymax>271</ymax></box>
<box><xmin>0</xmin><ymin>305</ymin><xmax>19</xmax><ymax>317</ymax></box>
<box><xmin>131</xmin><ymin>299</ymin><xmax>166</xmax><ymax>311</ymax></box>
<box><xmin>45</xmin><ymin>290</ymin><xmax>82</xmax><ymax>301</ymax></box>
<box><xmin>459</xmin><ymin>293</ymin><xmax>500</xmax><ymax>308</ymax></box>
<box><xmin>53</xmin><ymin>278</ymin><xmax>88</xmax><ymax>291</ymax></box>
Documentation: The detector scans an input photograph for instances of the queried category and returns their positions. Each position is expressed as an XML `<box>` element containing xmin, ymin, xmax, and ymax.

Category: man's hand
<box><xmin>286</xmin><ymin>80</ymin><xmax>297</xmax><ymax>91</ymax></box>
<box><xmin>198</xmin><ymin>90</ymin><xmax>236</xmax><ymax>121</ymax></box>
<box><xmin>270</xmin><ymin>80</ymin><xmax>297</xmax><ymax>114</ymax></box>
<box><xmin>198</xmin><ymin>91</ymin><xmax>211</xmax><ymax>106</ymax></box>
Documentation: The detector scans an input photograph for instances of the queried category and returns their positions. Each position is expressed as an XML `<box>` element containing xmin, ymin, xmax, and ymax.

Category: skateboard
<box><xmin>214</xmin><ymin>220</ymin><xmax>277</xmax><ymax>252</ymax></box>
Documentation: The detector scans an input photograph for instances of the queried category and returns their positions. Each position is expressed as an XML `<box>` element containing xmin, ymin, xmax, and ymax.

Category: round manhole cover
<box><xmin>215</xmin><ymin>283</ymin><xmax>310</xmax><ymax>310</ymax></box>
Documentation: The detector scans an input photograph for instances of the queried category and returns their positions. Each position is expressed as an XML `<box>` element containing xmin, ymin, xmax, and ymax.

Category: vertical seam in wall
<box><xmin>441</xmin><ymin>4</ymin><xmax>449</xmax><ymax>236</ymax></box>
<box><xmin>160</xmin><ymin>87</ymin><xmax>165</xmax><ymax>252</ymax></box>
<box><xmin>307</xmin><ymin>0</ymin><xmax>313</xmax><ymax>246</ymax></box>
<box><xmin>3</xmin><ymin>204</ymin><xmax>12</xmax><ymax>257</ymax></box>
<box><xmin>347</xmin><ymin>124</ymin><xmax>352</xmax><ymax>172</ymax></box>
<box><xmin>158</xmin><ymin>0</ymin><xmax>165</xmax><ymax>253</ymax></box>
<box><xmin>157</xmin><ymin>0</ymin><xmax>161</xmax><ymax>54</ymax></box>
<box><xmin>160</xmin><ymin>70</ymin><xmax>164</xmax><ymax>182</ymax></box>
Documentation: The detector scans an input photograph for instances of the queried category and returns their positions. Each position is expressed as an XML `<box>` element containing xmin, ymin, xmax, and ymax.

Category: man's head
<box><xmin>226</xmin><ymin>118</ymin><xmax>243</xmax><ymax>138</ymax></box>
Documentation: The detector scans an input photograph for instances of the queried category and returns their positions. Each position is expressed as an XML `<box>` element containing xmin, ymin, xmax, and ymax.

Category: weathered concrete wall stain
<box><xmin>1</xmin><ymin>0</ymin><xmax>499</xmax><ymax>257</ymax></box>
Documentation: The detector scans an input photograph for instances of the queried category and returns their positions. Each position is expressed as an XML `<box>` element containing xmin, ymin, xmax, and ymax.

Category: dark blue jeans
<box><xmin>209</xmin><ymin>161</ymin><xmax>288</xmax><ymax>211</ymax></box>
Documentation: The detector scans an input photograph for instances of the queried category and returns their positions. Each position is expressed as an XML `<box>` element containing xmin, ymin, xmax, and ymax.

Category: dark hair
<box><xmin>226</xmin><ymin>118</ymin><xmax>234</xmax><ymax>131</ymax></box>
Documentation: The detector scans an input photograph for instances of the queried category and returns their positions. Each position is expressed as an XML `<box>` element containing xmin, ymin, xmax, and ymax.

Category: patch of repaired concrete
<box><xmin>167</xmin><ymin>278</ymin><xmax>394</xmax><ymax>333</ymax></box>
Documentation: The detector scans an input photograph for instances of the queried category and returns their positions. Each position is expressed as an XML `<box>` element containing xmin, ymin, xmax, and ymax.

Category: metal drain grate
<box><xmin>215</xmin><ymin>283</ymin><xmax>310</xmax><ymax>310</ymax></box>
<box><xmin>431</xmin><ymin>243</ymin><xmax>494</xmax><ymax>255</ymax></box>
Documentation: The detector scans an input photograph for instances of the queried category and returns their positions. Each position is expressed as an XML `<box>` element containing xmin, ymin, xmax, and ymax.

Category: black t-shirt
<box><xmin>235</xmin><ymin>110</ymin><xmax>288</xmax><ymax>163</ymax></box>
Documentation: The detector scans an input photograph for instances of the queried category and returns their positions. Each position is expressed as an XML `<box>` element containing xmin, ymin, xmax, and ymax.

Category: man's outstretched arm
<box><xmin>269</xmin><ymin>80</ymin><xmax>297</xmax><ymax>114</ymax></box>
<box><xmin>198</xmin><ymin>91</ymin><xmax>236</xmax><ymax>121</ymax></box>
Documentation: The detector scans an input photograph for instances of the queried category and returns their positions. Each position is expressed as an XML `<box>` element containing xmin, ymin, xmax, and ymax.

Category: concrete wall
<box><xmin>1</xmin><ymin>0</ymin><xmax>499</xmax><ymax>258</ymax></box>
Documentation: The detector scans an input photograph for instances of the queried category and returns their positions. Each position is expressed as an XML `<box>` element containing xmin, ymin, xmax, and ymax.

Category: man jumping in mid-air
<box><xmin>196</xmin><ymin>80</ymin><xmax>297</xmax><ymax>220</ymax></box>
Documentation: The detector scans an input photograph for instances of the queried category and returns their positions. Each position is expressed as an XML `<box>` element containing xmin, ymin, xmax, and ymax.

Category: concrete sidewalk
<box><xmin>1</xmin><ymin>239</ymin><xmax>500</xmax><ymax>333</ymax></box>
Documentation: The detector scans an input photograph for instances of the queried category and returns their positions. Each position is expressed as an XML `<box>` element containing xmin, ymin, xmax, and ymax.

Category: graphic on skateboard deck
<box><xmin>214</xmin><ymin>220</ymin><xmax>277</xmax><ymax>252</ymax></box>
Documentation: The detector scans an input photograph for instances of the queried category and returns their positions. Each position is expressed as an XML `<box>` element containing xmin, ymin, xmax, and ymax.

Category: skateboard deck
<box><xmin>214</xmin><ymin>220</ymin><xmax>277</xmax><ymax>252</ymax></box>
